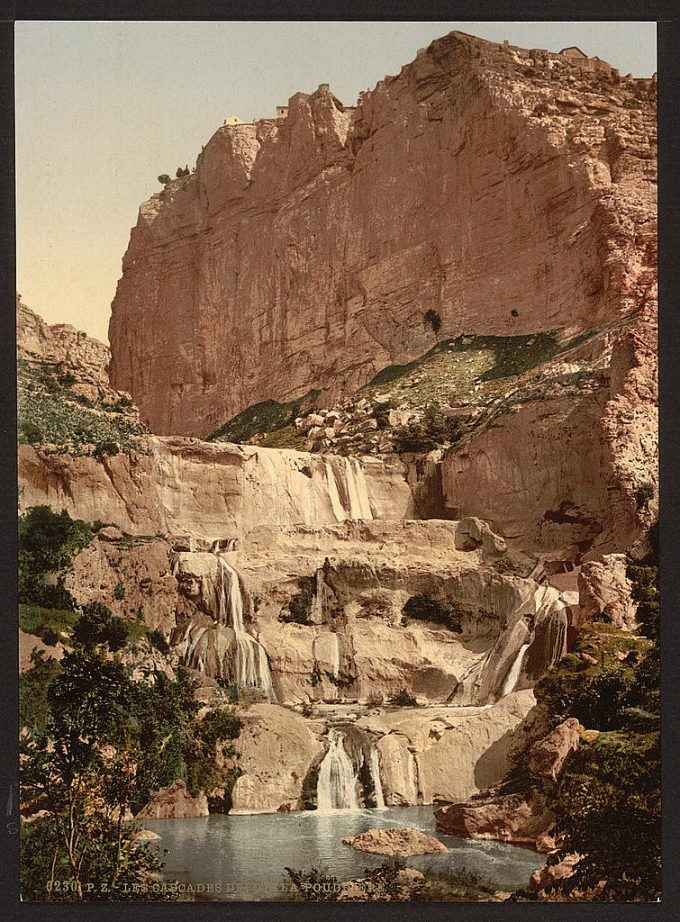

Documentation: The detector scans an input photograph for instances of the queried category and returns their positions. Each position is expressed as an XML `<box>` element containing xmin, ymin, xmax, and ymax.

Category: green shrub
<box><xmin>415</xmin><ymin>867</ymin><xmax>497</xmax><ymax>901</ymax></box>
<box><xmin>402</xmin><ymin>593</ymin><xmax>462</xmax><ymax>632</ymax></box>
<box><xmin>72</xmin><ymin>602</ymin><xmax>129</xmax><ymax>652</ymax></box>
<box><xmin>393</xmin><ymin>403</ymin><xmax>465</xmax><ymax>453</ymax></box>
<box><xmin>113</xmin><ymin>582</ymin><xmax>126</xmax><ymax>600</ymax></box>
<box><xmin>19</xmin><ymin>420</ymin><xmax>43</xmax><ymax>443</ymax></box>
<box><xmin>19</xmin><ymin>603</ymin><xmax>79</xmax><ymax>644</ymax></box>
<box><xmin>280</xmin><ymin>576</ymin><xmax>316</xmax><ymax>624</ymax></box>
<box><xmin>208</xmin><ymin>389</ymin><xmax>320</xmax><ymax>444</ymax></box>
<box><xmin>147</xmin><ymin>628</ymin><xmax>169</xmax><ymax>654</ymax></box>
<box><xmin>424</xmin><ymin>308</ymin><xmax>442</xmax><ymax>334</ymax></box>
<box><xmin>93</xmin><ymin>440</ymin><xmax>119</xmax><ymax>461</ymax></box>
<box><xmin>635</xmin><ymin>481</ymin><xmax>655</xmax><ymax>508</ymax></box>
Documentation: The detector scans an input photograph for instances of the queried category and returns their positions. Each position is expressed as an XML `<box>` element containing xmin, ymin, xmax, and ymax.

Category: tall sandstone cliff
<box><xmin>109</xmin><ymin>31</ymin><xmax>657</xmax><ymax>439</ymax></box>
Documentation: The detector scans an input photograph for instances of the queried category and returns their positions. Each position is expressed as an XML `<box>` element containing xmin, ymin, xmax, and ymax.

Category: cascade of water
<box><xmin>211</xmin><ymin>537</ymin><xmax>238</xmax><ymax>554</ymax></box>
<box><xmin>345</xmin><ymin>457</ymin><xmax>373</xmax><ymax>520</ymax></box>
<box><xmin>216</xmin><ymin>558</ymin><xmax>274</xmax><ymax>699</ymax></box>
<box><xmin>368</xmin><ymin>746</ymin><xmax>385</xmax><ymax>808</ymax></box>
<box><xmin>324</xmin><ymin>459</ymin><xmax>347</xmax><ymax>522</ymax></box>
<box><xmin>329</xmin><ymin>633</ymin><xmax>340</xmax><ymax>679</ymax></box>
<box><xmin>500</xmin><ymin>642</ymin><xmax>531</xmax><ymax>697</ymax></box>
<box><xmin>316</xmin><ymin>730</ymin><xmax>359</xmax><ymax>811</ymax></box>
<box><xmin>178</xmin><ymin>625</ymin><xmax>209</xmax><ymax>671</ymax></box>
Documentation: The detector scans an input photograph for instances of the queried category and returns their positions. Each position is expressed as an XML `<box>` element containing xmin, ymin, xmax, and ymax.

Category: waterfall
<box><xmin>500</xmin><ymin>642</ymin><xmax>530</xmax><ymax>697</ymax></box>
<box><xmin>211</xmin><ymin>537</ymin><xmax>238</xmax><ymax>554</ymax></box>
<box><xmin>316</xmin><ymin>730</ymin><xmax>359</xmax><ymax>812</ymax></box>
<box><xmin>323</xmin><ymin>457</ymin><xmax>373</xmax><ymax>522</ymax></box>
<box><xmin>345</xmin><ymin>457</ymin><xmax>373</xmax><ymax>520</ymax></box>
<box><xmin>216</xmin><ymin>558</ymin><xmax>274</xmax><ymax>699</ymax></box>
<box><xmin>177</xmin><ymin>624</ymin><xmax>209</xmax><ymax>672</ymax></box>
<box><xmin>324</xmin><ymin>459</ymin><xmax>347</xmax><ymax>521</ymax></box>
<box><xmin>329</xmin><ymin>633</ymin><xmax>340</xmax><ymax>678</ymax></box>
<box><xmin>368</xmin><ymin>746</ymin><xmax>385</xmax><ymax>809</ymax></box>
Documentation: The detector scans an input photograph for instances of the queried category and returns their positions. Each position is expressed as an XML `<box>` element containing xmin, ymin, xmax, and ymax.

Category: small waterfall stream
<box><xmin>216</xmin><ymin>557</ymin><xmax>274</xmax><ymax>699</ymax></box>
<box><xmin>322</xmin><ymin>457</ymin><xmax>374</xmax><ymax>522</ymax></box>
<box><xmin>500</xmin><ymin>642</ymin><xmax>530</xmax><ymax>698</ymax></box>
<box><xmin>316</xmin><ymin>730</ymin><xmax>360</xmax><ymax>811</ymax></box>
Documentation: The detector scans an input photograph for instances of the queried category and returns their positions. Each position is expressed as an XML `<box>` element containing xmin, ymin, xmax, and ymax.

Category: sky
<box><xmin>15</xmin><ymin>20</ymin><xmax>657</xmax><ymax>342</ymax></box>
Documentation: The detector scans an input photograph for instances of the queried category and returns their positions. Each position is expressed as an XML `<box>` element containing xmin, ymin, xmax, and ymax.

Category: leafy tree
<box><xmin>20</xmin><ymin>652</ymin><xmax>240</xmax><ymax>899</ymax></box>
<box><xmin>147</xmin><ymin>628</ymin><xmax>169</xmax><ymax>654</ymax></box>
<box><xmin>19</xmin><ymin>650</ymin><xmax>62</xmax><ymax>734</ymax></box>
<box><xmin>551</xmin><ymin>732</ymin><xmax>661</xmax><ymax>901</ymax></box>
<box><xmin>19</xmin><ymin>506</ymin><xmax>95</xmax><ymax>619</ymax></box>
<box><xmin>72</xmin><ymin>602</ymin><xmax>129</xmax><ymax>653</ymax></box>
<box><xmin>19</xmin><ymin>506</ymin><xmax>94</xmax><ymax>576</ymax></box>
<box><xmin>93</xmin><ymin>440</ymin><xmax>119</xmax><ymax>461</ymax></box>
<box><xmin>157</xmin><ymin>174</ymin><xmax>171</xmax><ymax>185</ymax></box>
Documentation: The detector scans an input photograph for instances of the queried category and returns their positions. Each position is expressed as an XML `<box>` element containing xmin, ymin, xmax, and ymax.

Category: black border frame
<box><xmin>1</xmin><ymin>3</ymin><xmax>678</xmax><ymax>920</ymax></box>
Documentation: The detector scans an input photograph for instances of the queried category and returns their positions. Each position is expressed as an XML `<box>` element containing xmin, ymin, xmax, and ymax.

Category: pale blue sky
<box><xmin>15</xmin><ymin>21</ymin><xmax>657</xmax><ymax>341</ymax></box>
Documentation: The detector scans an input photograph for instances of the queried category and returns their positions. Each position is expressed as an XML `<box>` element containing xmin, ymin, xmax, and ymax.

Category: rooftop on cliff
<box><xmin>210</xmin><ymin>30</ymin><xmax>649</xmax><ymax>134</ymax></box>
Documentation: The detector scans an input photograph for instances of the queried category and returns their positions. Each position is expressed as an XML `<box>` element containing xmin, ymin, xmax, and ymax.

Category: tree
<box><xmin>157</xmin><ymin>174</ymin><xmax>171</xmax><ymax>185</ymax></box>
<box><xmin>72</xmin><ymin>602</ymin><xmax>129</xmax><ymax>653</ymax></box>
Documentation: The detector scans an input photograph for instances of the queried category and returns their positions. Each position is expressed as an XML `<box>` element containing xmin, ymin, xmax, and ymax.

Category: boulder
<box><xmin>135</xmin><ymin>780</ymin><xmax>209</xmax><ymax>820</ymax></box>
<box><xmin>527</xmin><ymin>718</ymin><xmax>581</xmax><ymax>781</ymax></box>
<box><xmin>578</xmin><ymin>554</ymin><xmax>638</xmax><ymax>630</ymax></box>
<box><xmin>342</xmin><ymin>827</ymin><xmax>447</xmax><ymax>857</ymax></box>
<box><xmin>435</xmin><ymin>790</ymin><xmax>554</xmax><ymax>847</ymax></box>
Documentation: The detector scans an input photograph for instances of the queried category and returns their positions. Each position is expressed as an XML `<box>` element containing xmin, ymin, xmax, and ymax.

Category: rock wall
<box><xmin>440</xmin><ymin>305</ymin><xmax>657</xmax><ymax>558</ymax></box>
<box><xmin>18</xmin><ymin>438</ymin><xmax>414</xmax><ymax>539</ymax></box>
<box><xmin>109</xmin><ymin>31</ymin><xmax>656</xmax><ymax>438</ymax></box>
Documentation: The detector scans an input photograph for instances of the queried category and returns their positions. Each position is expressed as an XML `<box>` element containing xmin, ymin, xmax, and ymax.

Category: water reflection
<box><xmin>143</xmin><ymin>805</ymin><xmax>543</xmax><ymax>901</ymax></box>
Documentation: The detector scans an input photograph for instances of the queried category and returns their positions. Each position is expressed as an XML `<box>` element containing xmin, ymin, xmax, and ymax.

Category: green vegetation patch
<box><xmin>18</xmin><ymin>357</ymin><xmax>148</xmax><ymax>455</ymax></box>
<box><xmin>208</xmin><ymin>389</ymin><xmax>320</xmax><ymax>444</ymax></box>
<box><xmin>280</xmin><ymin>576</ymin><xmax>316</xmax><ymax>625</ymax></box>
<box><xmin>402</xmin><ymin>593</ymin><xmax>462</xmax><ymax>632</ymax></box>
<box><xmin>534</xmin><ymin>623</ymin><xmax>653</xmax><ymax>731</ymax></box>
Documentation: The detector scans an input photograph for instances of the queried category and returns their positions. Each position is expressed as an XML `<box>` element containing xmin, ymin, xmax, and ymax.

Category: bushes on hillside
<box><xmin>392</xmin><ymin>403</ymin><xmax>465</xmax><ymax>453</ymax></box>
<box><xmin>280</xmin><ymin>576</ymin><xmax>316</xmax><ymax>624</ymax></box>
<box><xmin>19</xmin><ymin>506</ymin><xmax>95</xmax><ymax>625</ymax></box>
<box><xmin>402</xmin><ymin>594</ymin><xmax>462</xmax><ymax>633</ymax></box>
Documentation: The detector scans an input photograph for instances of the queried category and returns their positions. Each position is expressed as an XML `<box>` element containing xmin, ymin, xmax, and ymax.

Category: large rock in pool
<box><xmin>135</xmin><ymin>780</ymin><xmax>209</xmax><ymax>819</ymax></box>
<box><xmin>342</xmin><ymin>827</ymin><xmax>447</xmax><ymax>857</ymax></box>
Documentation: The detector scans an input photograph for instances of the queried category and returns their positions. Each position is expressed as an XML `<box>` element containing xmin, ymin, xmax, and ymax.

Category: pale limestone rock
<box><xmin>18</xmin><ymin>440</ymin><xmax>414</xmax><ymax>539</ymax></box>
<box><xmin>230</xmin><ymin>704</ymin><xmax>324</xmax><ymax>814</ymax></box>
<box><xmin>578</xmin><ymin>554</ymin><xmax>638</xmax><ymax>630</ymax></box>
<box><xmin>342</xmin><ymin>827</ymin><xmax>447</xmax><ymax>857</ymax></box>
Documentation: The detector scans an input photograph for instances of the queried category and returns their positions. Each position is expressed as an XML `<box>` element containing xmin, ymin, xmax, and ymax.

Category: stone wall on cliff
<box><xmin>109</xmin><ymin>31</ymin><xmax>656</xmax><ymax>438</ymax></box>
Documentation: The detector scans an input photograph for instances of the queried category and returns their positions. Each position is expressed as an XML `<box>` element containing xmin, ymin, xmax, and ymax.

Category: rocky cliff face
<box><xmin>109</xmin><ymin>31</ymin><xmax>656</xmax><ymax>440</ymax></box>
<box><xmin>19</xmin><ymin>30</ymin><xmax>657</xmax><ymax>845</ymax></box>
